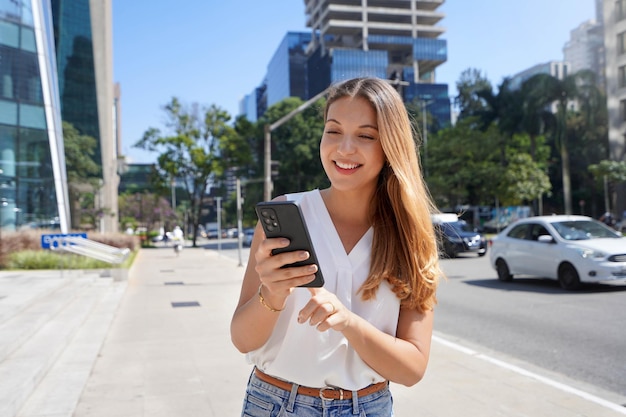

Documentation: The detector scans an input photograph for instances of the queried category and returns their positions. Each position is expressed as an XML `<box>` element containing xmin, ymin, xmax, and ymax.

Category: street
<box><xmin>203</xmin><ymin>237</ymin><xmax>626</xmax><ymax>403</ymax></box>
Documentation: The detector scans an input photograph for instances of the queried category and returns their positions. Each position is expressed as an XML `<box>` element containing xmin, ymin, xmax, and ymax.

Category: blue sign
<box><xmin>41</xmin><ymin>233</ymin><xmax>87</xmax><ymax>249</ymax></box>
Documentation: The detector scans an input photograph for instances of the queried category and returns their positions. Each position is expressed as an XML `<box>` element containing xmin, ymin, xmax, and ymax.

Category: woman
<box><xmin>231</xmin><ymin>77</ymin><xmax>442</xmax><ymax>416</ymax></box>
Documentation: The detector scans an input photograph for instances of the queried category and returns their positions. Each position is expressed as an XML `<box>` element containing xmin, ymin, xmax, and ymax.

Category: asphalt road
<box><xmin>201</xmin><ymin>238</ymin><xmax>626</xmax><ymax>402</ymax></box>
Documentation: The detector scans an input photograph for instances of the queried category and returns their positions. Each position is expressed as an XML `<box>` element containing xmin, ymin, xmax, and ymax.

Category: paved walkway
<box><xmin>5</xmin><ymin>246</ymin><xmax>626</xmax><ymax>416</ymax></box>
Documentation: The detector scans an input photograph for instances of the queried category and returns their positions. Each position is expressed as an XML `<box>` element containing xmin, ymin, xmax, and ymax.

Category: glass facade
<box><xmin>266</xmin><ymin>32</ymin><xmax>311</xmax><ymax>107</ymax></box>
<box><xmin>0</xmin><ymin>0</ymin><xmax>68</xmax><ymax>232</ymax></box>
<box><xmin>51</xmin><ymin>0</ymin><xmax>101</xmax><ymax>165</ymax></box>
<box><xmin>244</xmin><ymin>3</ymin><xmax>451</xmax><ymax>129</ymax></box>
<box><xmin>330</xmin><ymin>49</ymin><xmax>388</xmax><ymax>82</ymax></box>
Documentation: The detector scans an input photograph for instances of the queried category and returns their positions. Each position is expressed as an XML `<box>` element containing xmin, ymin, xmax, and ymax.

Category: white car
<box><xmin>489</xmin><ymin>215</ymin><xmax>626</xmax><ymax>290</ymax></box>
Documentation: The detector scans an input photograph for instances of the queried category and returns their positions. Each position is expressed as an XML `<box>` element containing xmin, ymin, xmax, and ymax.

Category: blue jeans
<box><xmin>240</xmin><ymin>370</ymin><xmax>394</xmax><ymax>417</ymax></box>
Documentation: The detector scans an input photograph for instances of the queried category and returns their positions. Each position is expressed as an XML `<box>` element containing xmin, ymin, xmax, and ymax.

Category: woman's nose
<box><xmin>337</xmin><ymin>136</ymin><xmax>356</xmax><ymax>154</ymax></box>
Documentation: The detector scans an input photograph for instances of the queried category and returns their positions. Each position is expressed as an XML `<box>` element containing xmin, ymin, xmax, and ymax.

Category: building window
<box><xmin>621</xmin><ymin>99</ymin><xmax>626</xmax><ymax>121</ymax></box>
<box><xmin>617</xmin><ymin>0</ymin><xmax>626</xmax><ymax>22</ymax></box>
<box><xmin>619</xmin><ymin>32</ymin><xmax>626</xmax><ymax>55</ymax></box>
<box><xmin>620</xmin><ymin>65</ymin><xmax>626</xmax><ymax>88</ymax></box>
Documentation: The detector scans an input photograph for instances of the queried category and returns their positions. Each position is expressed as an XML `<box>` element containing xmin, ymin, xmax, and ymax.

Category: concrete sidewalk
<box><xmin>8</xmin><ymin>246</ymin><xmax>625</xmax><ymax>416</ymax></box>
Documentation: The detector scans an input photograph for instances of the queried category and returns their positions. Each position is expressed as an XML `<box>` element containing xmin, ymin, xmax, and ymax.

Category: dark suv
<box><xmin>434</xmin><ymin>219</ymin><xmax>488</xmax><ymax>258</ymax></box>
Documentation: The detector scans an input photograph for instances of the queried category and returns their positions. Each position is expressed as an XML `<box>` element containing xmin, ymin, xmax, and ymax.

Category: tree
<box><xmin>455</xmin><ymin>68</ymin><xmax>493</xmax><ymax>121</ymax></box>
<box><xmin>63</xmin><ymin>121</ymin><xmax>100</xmax><ymax>229</ymax></box>
<box><xmin>135</xmin><ymin>98</ymin><xmax>250</xmax><ymax>246</ymax></box>
<box><xmin>260</xmin><ymin>97</ymin><xmax>328</xmax><ymax>197</ymax></box>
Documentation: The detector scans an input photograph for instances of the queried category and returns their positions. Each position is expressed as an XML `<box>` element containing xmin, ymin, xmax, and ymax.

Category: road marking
<box><xmin>433</xmin><ymin>334</ymin><xmax>626</xmax><ymax>415</ymax></box>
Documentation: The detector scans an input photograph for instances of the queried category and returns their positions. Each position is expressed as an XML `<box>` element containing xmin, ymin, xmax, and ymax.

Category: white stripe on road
<box><xmin>433</xmin><ymin>334</ymin><xmax>626</xmax><ymax>415</ymax></box>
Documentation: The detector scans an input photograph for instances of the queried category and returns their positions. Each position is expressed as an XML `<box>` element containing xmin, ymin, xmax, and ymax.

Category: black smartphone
<box><xmin>255</xmin><ymin>201</ymin><xmax>324</xmax><ymax>288</ymax></box>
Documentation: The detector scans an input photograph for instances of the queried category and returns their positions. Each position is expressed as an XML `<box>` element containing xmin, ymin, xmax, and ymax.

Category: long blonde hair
<box><xmin>324</xmin><ymin>77</ymin><xmax>441</xmax><ymax>312</ymax></box>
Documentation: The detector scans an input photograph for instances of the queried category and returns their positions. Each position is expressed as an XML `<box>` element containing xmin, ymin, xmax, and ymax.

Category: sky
<box><xmin>112</xmin><ymin>0</ymin><xmax>597</xmax><ymax>164</ymax></box>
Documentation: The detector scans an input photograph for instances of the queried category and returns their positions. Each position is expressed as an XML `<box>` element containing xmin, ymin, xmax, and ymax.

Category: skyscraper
<box><xmin>0</xmin><ymin>0</ymin><xmax>70</xmax><ymax>232</ymax></box>
<box><xmin>51</xmin><ymin>0</ymin><xmax>118</xmax><ymax>233</ymax></box>
<box><xmin>243</xmin><ymin>0</ymin><xmax>450</xmax><ymax>127</ymax></box>
<box><xmin>604</xmin><ymin>0</ymin><xmax>626</xmax><ymax>218</ymax></box>
<box><xmin>0</xmin><ymin>0</ymin><xmax>118</xmax><ymax>235</ymax></box>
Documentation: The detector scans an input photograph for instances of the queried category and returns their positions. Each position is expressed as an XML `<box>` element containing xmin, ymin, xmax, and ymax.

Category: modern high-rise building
<box><xmin>51</xmin><ymin>0</ymin><xmax>118</xmax><ymax>233</ymax></box>
<box><xmin>242</xmin><ymin>0</ymin><xmax>450</xmax><ymax>128</ymax></box>
<box><xmin>0</xmin><ymin>0</ymin><xmax>70</xmax><ymax>232</ymax></box>
<box><xmin>0</xmin><ymin>0</ymin><xmax>118</xmax><ymax>235</ymax></box>
<box><xmin>604</xmin><ymin>0</ymin><xmax>626</xmax><ymax>218</ymax></box>
<box><xmin>509</xmin><ymin>61</ymin><xmax>571</xmax><ymax>90</ymax></box>
<box><xmin>563</xmin><ymin>18</ymin><xmax>605</xmax><ymax>90</ymax></box>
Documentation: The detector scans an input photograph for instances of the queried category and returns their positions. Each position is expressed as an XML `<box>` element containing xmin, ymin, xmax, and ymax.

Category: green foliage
<box><xmin>589</xmin><ymin>160</ymin><xmax>626</xmax><ymax>183</ymax></box>
<box><xmin>63</xmin><ymin>121</ymin><xmax>102</xmax><ymax>229</ymax></box>
<box><xmin>260</xmin><ymin>97</ymin><xmax>328</xmax><ymax>196</ymax></box>
<box><xmin>426</xmin><ymin>119</ymin><xmax>551</xmax><ymax>208</ymax></box>
<box><xmin>6</xmin><ymin>250</ymin><xmax>117</xmax><ymax>270</ymax></box>
<box><xmin>135</xmin><ymin>98</ymin><xmax>252</xmax><ymax>245</ymax></box>
<box><xmin>63</xmin><ymin>121</ymin><xmax>101</xmax><ymax>181</ymax></box>
<box><xmin>499</xmin><ymin>153</ymin><xmax>551</xmax><ymax>206</ymax></box>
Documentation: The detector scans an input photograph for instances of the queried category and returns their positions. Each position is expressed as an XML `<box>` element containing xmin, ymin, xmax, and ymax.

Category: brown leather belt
<box><xmin>254</xmin><ymin>368</ymin><xmax>387</xmax><ymax>400</ymax></box>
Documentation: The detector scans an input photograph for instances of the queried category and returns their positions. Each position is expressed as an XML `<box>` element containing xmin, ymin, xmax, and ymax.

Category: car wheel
<box><xmin>496</xmin><ymin>259</ymin><xmax>513</xmax><ymax>282</ymax></box>
<box><xmin>558</xmin><ymin>263</ymin><xmax>581</xmax><ymax>290</ymax></box>
<box><xmin>478</xmin><ymin>252</ymin><xmax>486</xmax><ymax>257</ymax></box>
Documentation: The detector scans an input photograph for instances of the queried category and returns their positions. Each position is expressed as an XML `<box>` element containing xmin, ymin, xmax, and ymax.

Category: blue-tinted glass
<box><xmin>19</xmin><ymin>103</ymin><xmax>46</xmax><ymax>129</ymax></box>
<box><xmin>0</xmin><ymin>20</ymin><xmax>19</xmax><ymax>47</ymax></box>
<box><xmin>413</xmin><ymin>38</ymin><xmax>447</xmax><ymax>61</ymax></box>
<box><xmin>20</xmin><ymin>26</ymin><xmax>36</xmax><ymax>52</ymax></box>
<box><xmin>266</xmin><ymin>32</ymin><xmax>311</xmax><ymax>108</ymax></box>
<box><xmin>0</xmin><ymin>99</ymin><xmax>17</xmax><ymax>124</ymax></box>
<box><xmin>331</xmin><ymin>49</ymin><xmax>388</xmax><ymax>82</ymax></box>
<box><xmin>403</xmin><ymin>83</ymin><xmax>451</xmax><ymax>128</ymax></box>
<box><xmin>0</xmin><ymin>0</ymin><xmax>63</xmax><ymax>229</ymax></box>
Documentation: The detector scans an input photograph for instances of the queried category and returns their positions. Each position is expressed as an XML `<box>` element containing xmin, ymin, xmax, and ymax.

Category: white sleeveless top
<box><xmin>247</xmin><ymin>189</ymin><xmax>400</xmax><ymax>390</ymax></box>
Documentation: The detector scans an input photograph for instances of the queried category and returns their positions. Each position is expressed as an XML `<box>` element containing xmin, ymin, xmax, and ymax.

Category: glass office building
<box><xmin>243</xmin><ymin>0</ymin><xmax>450</xmax><ymax>128</ymax></box>
<box><xmin>0</xmin><ymin>0</ymin><xmax>70</xmax><ymax>232</ymax></box>
<box><xmin>0</xmin><ymin>0</ymin><xmax>117</xmax><ymax>234</ymax></box>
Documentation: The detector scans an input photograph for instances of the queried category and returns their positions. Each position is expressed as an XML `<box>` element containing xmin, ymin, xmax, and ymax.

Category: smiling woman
<box><xmin>230</xmin><ymin>77</ymin><xmax>443</xmax><ymax>417</ymax></box>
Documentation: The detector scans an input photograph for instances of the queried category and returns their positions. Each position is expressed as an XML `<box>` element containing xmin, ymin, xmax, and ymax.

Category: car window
<box><xmin>530</xmin><ymin>225</ymin><xmax>551</xmax><ymax>241</ymax></box>
<box><xmin>552</xmin><ymin>220</ymin><xmax>621</xmax><ymax>240</ymax></box>
<box><xmin>507</xmin><ymin>224</ymin><xmax>529</xmax><ymax>239</ymax></box>
<box><xmin>449</xmin><ymin>221</ymin><xmax>475</xmax><ymax>233</ymax></box>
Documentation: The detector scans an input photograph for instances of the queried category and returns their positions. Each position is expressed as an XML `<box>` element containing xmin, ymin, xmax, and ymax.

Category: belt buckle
<box><xmin>319</xmin><ymin>386</ymin><xmax>344</xmax><ymax>401</ymax></box>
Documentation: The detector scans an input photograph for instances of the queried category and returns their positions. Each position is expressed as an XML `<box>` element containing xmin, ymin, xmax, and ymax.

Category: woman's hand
<box><xmin>254</xmin><ymin>233</ymin><xmax>318</xmax><ymax>310</ymax></box>
<box><xmin>297</xmin><ymin>287</ymin><xmax>352</xmax><ymax>332</ymax></box>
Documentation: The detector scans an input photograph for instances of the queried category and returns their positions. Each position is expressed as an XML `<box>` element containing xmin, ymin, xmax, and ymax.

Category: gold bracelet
<box><xmin>258</xmin><ymin>284</ymin><xmax>284</xmax><ymax>312</ymax></box>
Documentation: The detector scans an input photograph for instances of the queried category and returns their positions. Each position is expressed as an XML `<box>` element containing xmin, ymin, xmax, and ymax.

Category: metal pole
<box><xmin>171</xmin><ymin>177</ymin><xmax>176</xmax><ymax>211</ymax></box>
<box><xmin>422</xmin><ymin>100</ymin><xmax>428</xmax><ymax>177</ymax></box>
<box><xmin>216</xmin><ymin>197</ymin><xmax>222</xmax><ymax>252</ymax></box>
<box><xmin>236</xmin><ymin>178</ymin><xmax>243</xmax><ymax>267</ymax></box>
<box><xmin>264</xmin><ymin>126</ymin><xmax>272</xmax><ymax>202</ymax></box>
<box><xmin>263</xmin><ymin>88</ymin><xmax>330</xmax><ymax>202</ymax></box>
<box><xmin>603</xmin><ymin>175</ymin><xmax>610</xmax><ymax>214</ymax></box>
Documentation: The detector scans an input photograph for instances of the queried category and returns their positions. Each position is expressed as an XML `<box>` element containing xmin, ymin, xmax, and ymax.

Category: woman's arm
<box><xmin>230</xmin><ymin>223</ymin><xmax>319</xmax><ymax>353</ymax></box>
<box><xmin>299</xmin><ymin>290</ymin><xmax>434</xmax><ymax>386</ymax></box>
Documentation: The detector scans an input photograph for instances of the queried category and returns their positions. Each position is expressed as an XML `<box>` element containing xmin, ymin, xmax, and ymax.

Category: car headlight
<box><xmin>572</xmin><ymin>247</ymin><xmax>607</xmax><ymax>259</ymax></box>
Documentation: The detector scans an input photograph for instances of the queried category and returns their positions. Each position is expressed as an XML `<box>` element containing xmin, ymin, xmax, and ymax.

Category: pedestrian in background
<box><xmin>230</xmin><ymin>77</ymin><xmax>442</xmax><ymax>416</ymax></box>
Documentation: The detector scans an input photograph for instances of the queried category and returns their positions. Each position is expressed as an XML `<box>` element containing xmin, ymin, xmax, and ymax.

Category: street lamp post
<box><xmin>263</xmin><ymin>88</ymin><xmax>330</xmax><ymax>201</ymax></box>
<box><xmin>0</xmin><ymin>198</ymin><xmax>8</xmax><ymax>244</ymax></box>
<box><xmin>419</xmin><ymin>97</ymin><xmax>434</xmax><ymax>177</ymax></box>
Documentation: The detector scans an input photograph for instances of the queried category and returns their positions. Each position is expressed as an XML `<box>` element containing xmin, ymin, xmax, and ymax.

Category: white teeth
<box><xmin>336</xmin><ymin>161</ymin><xmax>359</xmax><ymax>169</ymax></box>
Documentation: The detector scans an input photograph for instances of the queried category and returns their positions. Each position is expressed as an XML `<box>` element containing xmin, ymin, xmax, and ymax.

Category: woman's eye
<box><xmin>360</xmin><ymin>135</ymin><xmax>375</xmax><ymax>140</ymax></box>
<box><xmin>326</xmin><ymin>130</ymin><xmax>339</xmax><ymax>135</ymax></box>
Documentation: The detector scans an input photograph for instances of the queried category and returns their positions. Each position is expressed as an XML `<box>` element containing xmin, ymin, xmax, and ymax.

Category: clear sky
<box><xmin>113</xmin><ymin>0</ymin><xmax>596</xmax><ymax>164</ymax></box>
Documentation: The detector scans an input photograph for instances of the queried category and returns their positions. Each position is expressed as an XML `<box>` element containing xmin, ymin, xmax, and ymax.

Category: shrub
<box><xmin>0</xmin><ymin>230</ymin><xmax>140</xmax><ymax>270</ymax></box>
<box><xmin>6</xmin><ymin>249</ymin><xmax>137</xmax><ymax>270</ymax></box>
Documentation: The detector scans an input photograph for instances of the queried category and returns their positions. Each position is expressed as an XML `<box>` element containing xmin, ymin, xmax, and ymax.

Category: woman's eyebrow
<box><xmin>325</xmin><ymin>119</ymin><xmax>378</xmax><ymax>130</ymax></box>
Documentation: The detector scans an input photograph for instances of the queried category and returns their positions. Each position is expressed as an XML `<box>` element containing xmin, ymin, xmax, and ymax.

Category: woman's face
<box><xmin>320</xmin><ymin>96</ymin><xmax>385</xmax><ymax>194</ymax></box>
